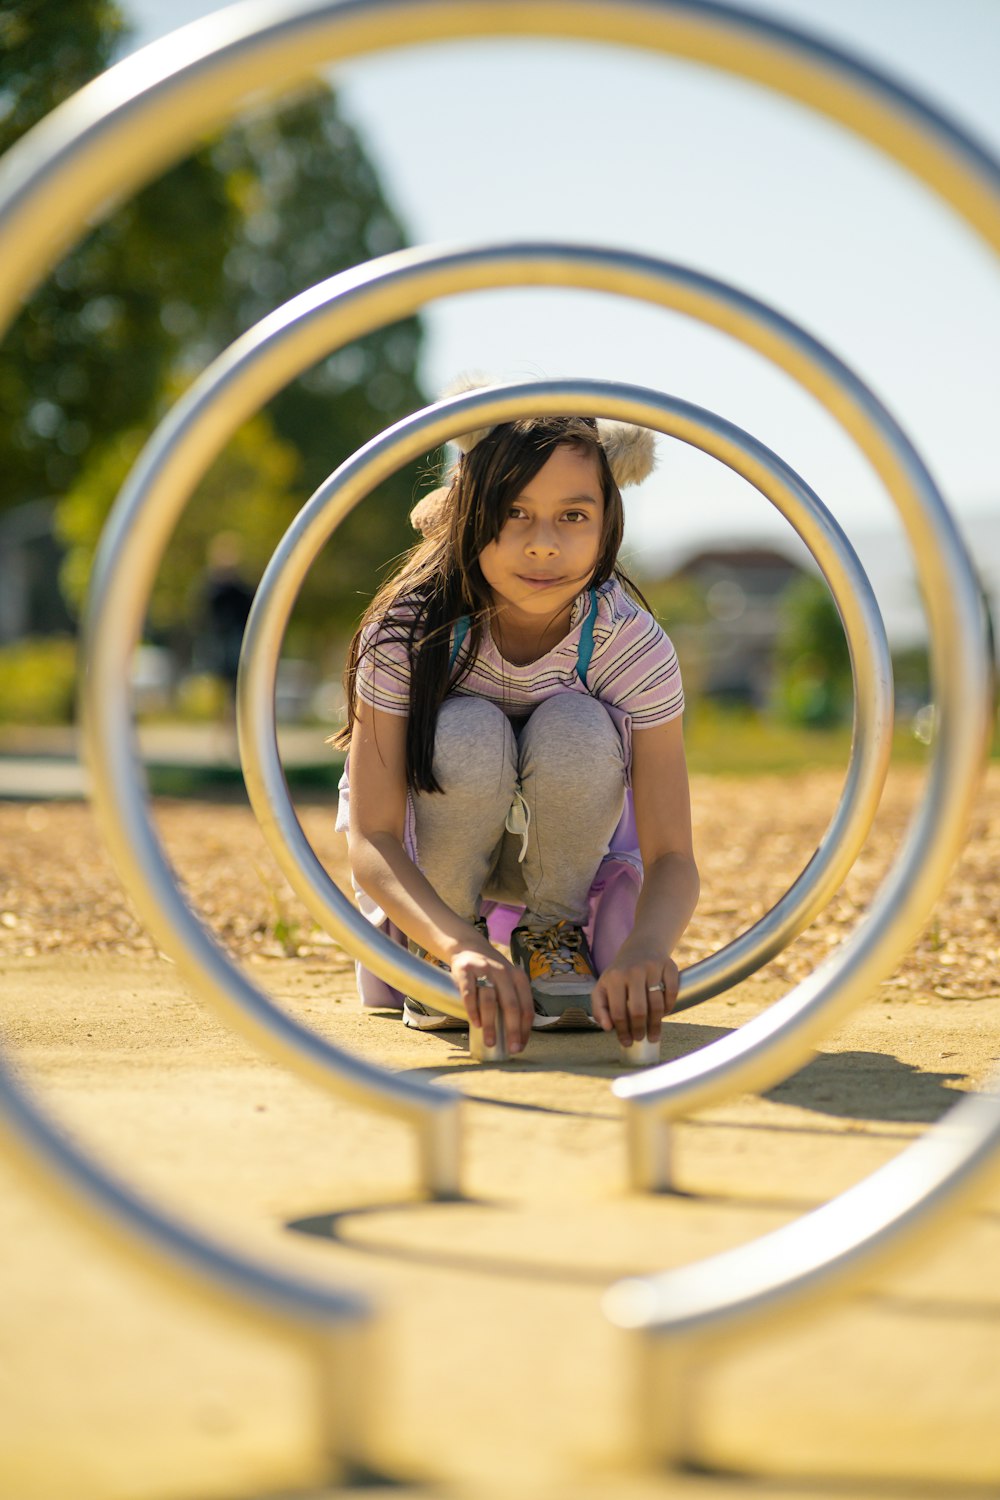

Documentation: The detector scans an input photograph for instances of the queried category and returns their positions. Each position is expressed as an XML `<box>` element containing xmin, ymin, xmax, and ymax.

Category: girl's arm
<box><xmin>591</xmin><ymin>715</ymin><xmax>700</xmax><ymax>1047</ymax></box>
<box><xmin>348</xmin><ymin>700</ymin><xmax>534</xmax><ymax>1051</ymax></box>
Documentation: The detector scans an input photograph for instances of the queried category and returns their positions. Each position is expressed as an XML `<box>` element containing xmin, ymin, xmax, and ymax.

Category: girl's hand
<box><xmin>448</xmin><ymin>936</ymin><xmax>534</xmax><ymax>1055</ymax></box>
<box><xmin>592</xmin><ymin>951</ymin><xmax>679</xmax><ymax>1047</ymax></box>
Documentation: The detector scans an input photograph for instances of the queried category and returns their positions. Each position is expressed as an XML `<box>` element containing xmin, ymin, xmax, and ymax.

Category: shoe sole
<box><xmin>402</xmin><ymin>1004</ymin><xmax>468</xmax><ymax>1033</ymax></box>
<box><xmin>532</xmin><ymin>1005</ymin><xmax>600</xmax><ymax>1032</ymax></box>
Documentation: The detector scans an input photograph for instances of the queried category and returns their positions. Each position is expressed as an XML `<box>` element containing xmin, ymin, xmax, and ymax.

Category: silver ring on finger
<box><xmin>647</xmin><ymin>981</ymin><xmax>667</xmax><ymax>993</ymax></box>
<box><xmin>475</xmin><ymin>975</ymin><xmax>495</xmax><ymax>987</ymax></box>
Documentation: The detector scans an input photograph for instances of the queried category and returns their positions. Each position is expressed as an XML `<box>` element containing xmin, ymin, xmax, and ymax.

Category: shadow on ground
<box><xmin>286</xmin><ymin>1199</ymin><xmax>627</xmax><ymax>1286</ymax></box>
<box><xmin>392</xmin><ymin>1009</ymin><xmax>969</xmax><ymax>1126</ymax></box>
<box><xmin>764</xmin><ymin>1050</ymin><xmax>968</xmax><ymax>1123</ymax></box>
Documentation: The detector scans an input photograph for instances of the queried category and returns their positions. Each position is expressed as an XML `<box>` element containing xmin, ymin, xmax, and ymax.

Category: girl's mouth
<box><xmin>517</xmin><ymin>574</ymin><xmax>564</xmax><ymax>589</ymax></box>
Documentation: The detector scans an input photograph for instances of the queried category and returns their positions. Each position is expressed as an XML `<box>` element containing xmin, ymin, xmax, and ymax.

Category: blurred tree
<box><xmin>0</xmin><ymin>1</ymin><xmax>236</xmax><ymax>509</ymax></box>
<box><xmin>1</xmin><ymin>0</ymin><xmax>426</xmax><ymax>643</ymax></box>
<box><xmin>633</xmin><ymin>573</ymin><xmax>710</xmax><ymax>631</ymax></box>
<box><xmin>201</xmin><ymin>90</ymin><xmax>427</xmax><ymax>638</ymax></box>
<box><xmin>773</xmin><ymin>575</ymin><xmax>852</xmax><ymax>727</ymax></box>
<box><xmin>56</xmin><ymin>406</ymin><xmax>302</xmax><ymax>646</ymax></box>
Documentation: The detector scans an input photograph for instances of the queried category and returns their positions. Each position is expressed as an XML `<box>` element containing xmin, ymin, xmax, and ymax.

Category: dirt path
<box><xmin>1</xmin><ymin>768</ymin><xmax>999</xmax><ymax>1498</ymax></box>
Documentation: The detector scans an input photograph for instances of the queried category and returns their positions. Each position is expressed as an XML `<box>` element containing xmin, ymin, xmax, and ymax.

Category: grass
<box><xmin>683</xmin><ymin>703</ymin><xmax>936</xmax><ymax>777</ymax></box>
<box><xmin>145</xmin><ymin>758</ymin><xmax>344</xmax><ymax>799</ymax></box>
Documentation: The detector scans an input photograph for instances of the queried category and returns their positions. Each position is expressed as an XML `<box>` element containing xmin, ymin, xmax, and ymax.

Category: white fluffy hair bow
<box><xmin>409</xmin><ymin>374</ymin><xmax>656</xmax><ymax>536</ymax></box>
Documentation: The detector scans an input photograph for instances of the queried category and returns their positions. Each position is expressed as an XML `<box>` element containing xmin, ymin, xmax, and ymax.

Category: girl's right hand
<box><xmin>449</xmin><ymin>936</ymin><xmax>534</xmax><ymax>1054</ymax></box>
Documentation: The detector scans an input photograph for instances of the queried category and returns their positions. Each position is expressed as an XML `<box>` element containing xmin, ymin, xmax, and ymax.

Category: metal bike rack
<box><xmin>0</xmin><ymin>0</ymin><xmax>997</xmax><ymax>1480</ymax></box>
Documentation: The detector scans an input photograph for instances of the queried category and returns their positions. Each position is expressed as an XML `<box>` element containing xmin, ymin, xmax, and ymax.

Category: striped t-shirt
<box><xmin>356</xmin><ymin>578</ymin><xmax>684</xmax><ymax>728</ymax></box>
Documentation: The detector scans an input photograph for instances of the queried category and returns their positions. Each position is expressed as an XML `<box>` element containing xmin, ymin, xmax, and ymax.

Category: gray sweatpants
<box><xmin>413</xmin><ymin>692</ymin><xmax>626</xmax><ymax>930</ymax></box>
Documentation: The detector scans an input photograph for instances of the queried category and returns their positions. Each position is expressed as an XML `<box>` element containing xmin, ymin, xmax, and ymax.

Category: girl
<box><xmin>335</xmin><ymin>392</ymin><xmax>699</xmax><ymax>1057</ymax></box>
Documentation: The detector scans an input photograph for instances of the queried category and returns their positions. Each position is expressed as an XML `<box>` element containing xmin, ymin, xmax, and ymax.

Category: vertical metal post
<box><xmin>626</xmin><ymin>1104</ymin><xmax>674</xmax><ymax>1193</ymax></box>
<box><xmin>309</xmin><ymin>1320</ymin><xmax>381</xmax><ymax>1481</ymax></box>
<box><xmin>627</xmin><ymin>1331</ymin><xmax>700</xmax><ymax>1468</ymax></box>
<box><xmin>620</xmin><ymin>1036</ymin><xmax>661</xmax><ymax>1068</ymax></box>
<box><xmin>414</xmin><ymin>1097</ymin><xmax>464</xmax><ymax>1199</ymax></box>
<box><xmin>469</xmin><ymin>1009</ymin><xmax>509</xmax><ymax>1064</ymax></box>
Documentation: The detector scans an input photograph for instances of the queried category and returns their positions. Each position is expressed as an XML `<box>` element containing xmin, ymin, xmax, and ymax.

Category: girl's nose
<box><xmin>525</xmin><ymin>522</ymin><xmax>558</xmax><ymax>554</ymax></box>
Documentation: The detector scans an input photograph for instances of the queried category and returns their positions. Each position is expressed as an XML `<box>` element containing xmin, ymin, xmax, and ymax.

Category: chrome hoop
<box><xmin>83</xmin><ymin>234</ymin><xmax>982</xmax><ymax>1155</ymax></box>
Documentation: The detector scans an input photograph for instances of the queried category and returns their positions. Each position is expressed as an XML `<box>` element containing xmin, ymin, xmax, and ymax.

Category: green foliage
<box><xmin>2</xmin><ymin>2</ymin><xmax>427</xmax><ymax>642</ymax></box>
<box><xmin>56</xmin><ymin>405</ymin><xmax>303</xmax><ymax>638</ymax></box>
<box><xmin>682</xmin><ymin>699</ymin><xmax>930</xmax><ymax>776</ymax></box>
<box><xmin>633</xmin><ymin>573</ymin><xmax>710</xmax><ymax>630</ymax></box>
<box><xmin>773</xmin><ymin>575</ymin><xmax>852</xmax><ymax>727</ymax></box>
<box><xmin>173</xmin><ymin>673</ymin><xmax>229</xmax><ymax>722</ymax></box>
<box><xmin>0</xmin><ymin>636</ymin><xmax>77</xmax><ymax>723</ymax></box>
<box><xmin>0</xmin><ymin>2</ymin><xmax>124</xmax><ymax>143</ymax></box>
<box><xmin>891</xmin><ymin>643</ymin><xmax>931</xmax><ymax>705</ymax></box>
<box><xmin>0</xmin><ymin>2</ymin><xmax>235</xmax><ymax>510</ymax></box>
<box><xmin>200</xmin><ymin>91</ymin><xmax>427</xmax><ymax>633</ymax></box>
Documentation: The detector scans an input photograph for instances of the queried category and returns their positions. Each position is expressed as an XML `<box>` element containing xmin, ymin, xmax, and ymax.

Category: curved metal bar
<box><xmin>80</xmin><ymin>234</ymin><xmax>986</xmax><ymax>1157</ymax></box>
<box><xmin>0</xmin><ymin>1055</ymin><xmax>367</xmax><ymax>1329</ymax></box>
<box><xmin>238</xmin><ymin>373</ymin><xmax>892</xmax><ymax>1028</ymax></box>
<box><xmin>0</xmin><ymin>0</ymin><xmax>998</xmax><ymax>340</ymax></box>
<box><xmin>604</xmin><ymin>1079</ymin><xmax>1000</xmax><ymax>1466</ymax></box>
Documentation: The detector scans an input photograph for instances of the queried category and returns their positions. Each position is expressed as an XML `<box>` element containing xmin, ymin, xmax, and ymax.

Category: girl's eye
<box><xmin>563</xmin><ymin>510</ymin><xmax>588</xmax><ymax>523</ymax></box>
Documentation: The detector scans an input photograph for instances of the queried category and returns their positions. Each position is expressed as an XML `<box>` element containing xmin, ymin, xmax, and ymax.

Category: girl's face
<box><xmin>477</xmin><ymin>443</ymin><xmax>605</xmax><ymax>628</ymax></box>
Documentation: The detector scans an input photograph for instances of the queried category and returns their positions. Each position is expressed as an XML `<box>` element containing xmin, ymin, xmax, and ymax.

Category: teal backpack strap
<box><xmin>576</xmin><ymin>589</ymin><xmax>598</xmax><ymax>689</ymax></box>
<box><xmin>449</xmin><ymin>615</ymin><xmax>470</xmax><ymax>673</ymax></box>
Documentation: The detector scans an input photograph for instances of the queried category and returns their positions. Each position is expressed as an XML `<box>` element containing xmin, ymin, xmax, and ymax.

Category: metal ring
<box><xmin>215</xmin><ymin>242</ymin><xmax>984</xmax><ymax>1161</ymax></box>
<box><xmin>0</xmin><ymin>0</ymin><xmax>997</xmax><ymax>337</ymax></box>
<box><xmin>3</xmin><ymin>0</ymin><xmax>983</xmax><ymax>1110</ymax></box>
<box><xmin>475</xmin><ymin>976</ymin><xmax>495</xmax><ymax>988</ymax></box>
<box><xmin>607</xmin><ymin>1077</ymin><xmax>1000</xmax><ymax>1464</ymax></box>
<box><xmin>72</xmin><ymin>252</ymin><xmax>995</xmax><ymax>1187</ymax></box>
<box><xmin>647</xmin><ymin>984</ymin><xmax>667</xmax><ymax>994</ymax></box>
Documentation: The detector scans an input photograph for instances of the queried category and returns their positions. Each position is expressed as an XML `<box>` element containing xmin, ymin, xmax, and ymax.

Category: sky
<box><xmin>120</xmin><ymin>0</ymin><xmax>1000</xmax><ymax>635</ymax></box>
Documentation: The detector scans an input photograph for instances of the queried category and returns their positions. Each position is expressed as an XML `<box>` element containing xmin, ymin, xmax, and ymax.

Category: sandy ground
<box><xmin>1</xmin><ymin>765</ymin><xmax>1000</xmax><ymax>1499</ymax></box>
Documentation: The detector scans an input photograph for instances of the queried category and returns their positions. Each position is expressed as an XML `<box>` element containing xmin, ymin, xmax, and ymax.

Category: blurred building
<box><xmin>673</xmin><ymin>545</ymin><xmax>807</xmax><ymax>708</ymax></box>
<box><xmin>0</xmin><ymin>501</ymin><xmax>73</xmax><ymax>643</ymax></box>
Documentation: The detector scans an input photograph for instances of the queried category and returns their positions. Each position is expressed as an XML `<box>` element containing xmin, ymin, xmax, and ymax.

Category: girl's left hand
<box><xmin>592</xmin><ymin>952</ymin><xmax>679</xmax><ymax>1047</ymax></box>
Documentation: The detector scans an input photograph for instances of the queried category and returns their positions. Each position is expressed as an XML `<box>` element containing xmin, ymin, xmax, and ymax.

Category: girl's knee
<box><xmin>525</xmin><ymin>692</ymin><xmax>623</xmax><ymax>763</ymax></box>
<box><xmin>432</xmin><ymin>695</ymin><xmax>516</xmax><ymax>792</ymax></box>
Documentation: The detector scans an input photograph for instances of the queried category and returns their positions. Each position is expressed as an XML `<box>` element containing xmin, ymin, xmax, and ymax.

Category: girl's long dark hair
<box><xmin>337</xmin><ymin>415</ymin><xmax>645</xmax><ymax>792</ymax></box>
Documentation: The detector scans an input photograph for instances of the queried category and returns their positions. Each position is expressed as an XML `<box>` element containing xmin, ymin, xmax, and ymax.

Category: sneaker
<box><xmin>510</xmin><ymin>921</ymin><xmax>600</xmax><ymax>1031</ymax></box>
<box><xmin>402</xmin><ymin>994</ymin><xmax>468</xmax><ymax>1032</ymax></box>
<box><xmin>401</xmin><ymin>919</ymin><xmax>488</xmax><ymax>1032</ymax></box>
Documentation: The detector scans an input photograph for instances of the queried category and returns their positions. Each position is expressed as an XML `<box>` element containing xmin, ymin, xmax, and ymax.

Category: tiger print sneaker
<box><xmin>510</xmin><ymin>921</ymin><xmax>599</xmax><ymax>1031</ymax></box>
